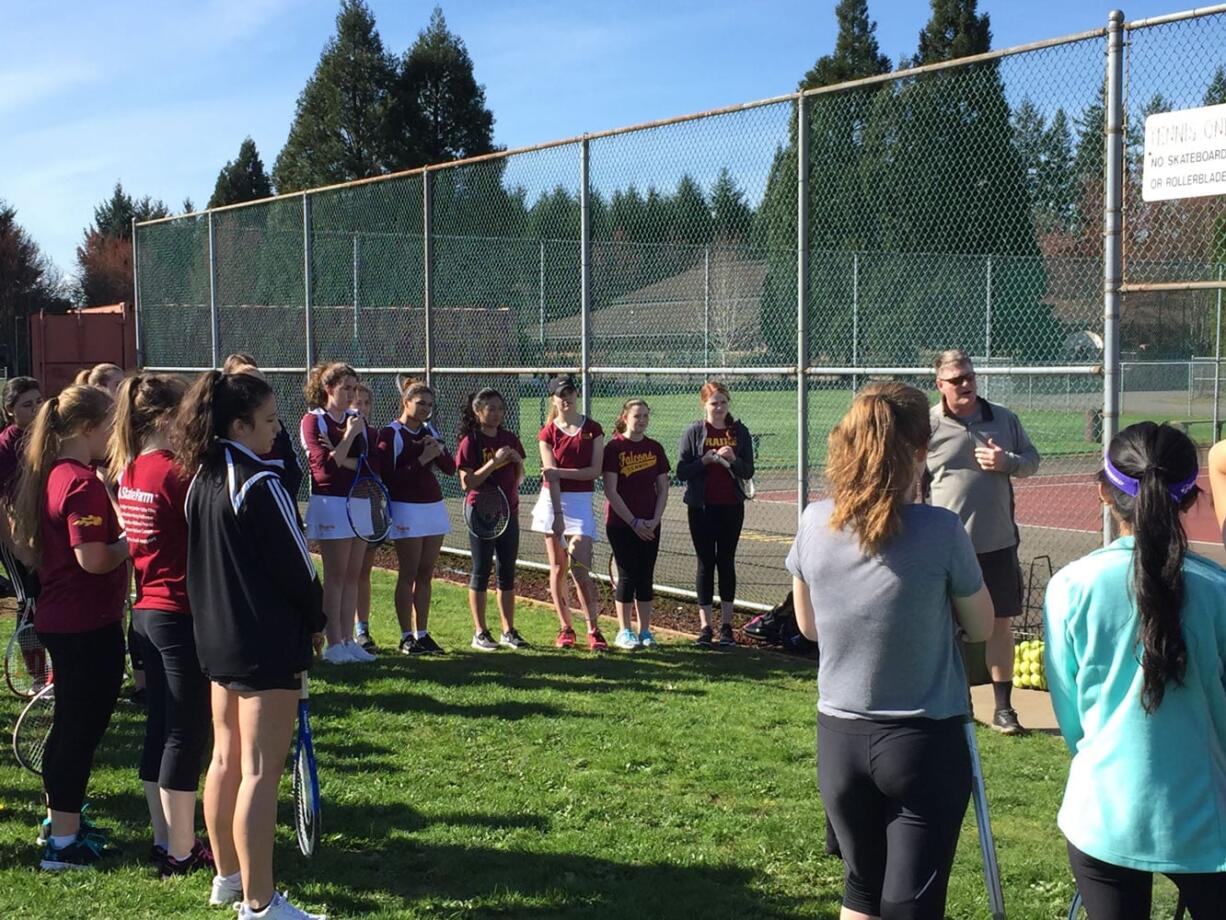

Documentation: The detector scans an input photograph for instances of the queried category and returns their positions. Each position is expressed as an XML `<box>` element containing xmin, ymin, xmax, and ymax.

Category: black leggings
<box><xmin>1068</xmin><ymin>841</ymin><xmax>1226</xmax><ymax>920</ymax></box>
<box><xmin>687</xmin><ymin>503</ymin><xmax>744</xmax><ymax>606</ymax></box>
<box><xmin>607</xmin><ymin>524</ymin><xmax>660</xmax><ymax>603</ymax></box>
<box><xmin>818</xmin><ymin>713</ymin><xmax>971</xmax><ymax>920</ymax></box>
<box><xmin>131</xmin><ymin>609</ymin><xmax>211</xmax><ymax>792</ymax></box>
<box><xmin>38</xmin><ymin>623</ymin><xmax>125</xmax><ymax>813</ymax></box>
<box><xmin>469</xmin><ymin>518</ymin><xmax>519</xmax><ymax>592</ymax></box>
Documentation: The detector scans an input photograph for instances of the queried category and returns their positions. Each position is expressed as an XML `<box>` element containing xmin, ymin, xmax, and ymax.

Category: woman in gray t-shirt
<box><xmin>786</xmin><ymin>382</ymin><xmax>992</xmax><ymax>920</ymax></box>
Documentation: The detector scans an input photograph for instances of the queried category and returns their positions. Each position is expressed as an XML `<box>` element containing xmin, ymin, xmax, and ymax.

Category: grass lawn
<box><xmin>0</xmin><ymin>571</ymin><xmax>1183</xmax><ymax>918</ymax></box>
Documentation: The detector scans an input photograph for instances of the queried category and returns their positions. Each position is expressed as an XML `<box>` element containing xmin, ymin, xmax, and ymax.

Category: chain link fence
<box><xmin>135</xmin><ymin>7</ymin><xmax>1226</xmax><ymax>611</ymax></box>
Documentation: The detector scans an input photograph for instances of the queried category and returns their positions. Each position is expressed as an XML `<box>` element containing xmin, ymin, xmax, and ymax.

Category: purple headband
<box><xmin>1103</xmin><ymin>454</ymin><xmax>1199</xmax><ymax>502</ymax></box>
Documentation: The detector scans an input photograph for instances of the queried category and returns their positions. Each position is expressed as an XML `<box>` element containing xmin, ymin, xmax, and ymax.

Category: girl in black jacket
<box><xmin>175</xmin><ymin>371</ymin><xmax>325</xmax><ymax>919</ymax></box>
<box><xmin>675</xmin><ymin>380</ymin><xmax>754</xmax><ymax>648</ymax></box>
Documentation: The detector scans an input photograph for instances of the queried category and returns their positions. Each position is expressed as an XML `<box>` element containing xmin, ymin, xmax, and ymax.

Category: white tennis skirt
<box><xmin>389</xmin><ymin>500</ymin><xmax>451</xmax><ymax>539</ymax></box>
<box><xmin>530</xmin><ymin>491</ymin><xmax>597</xmax><ymax>539</ymax></box>
<box><xmin>305</xmin><ymin>495</ymin><xmax>353</xmax><ymax>541</ymax></box>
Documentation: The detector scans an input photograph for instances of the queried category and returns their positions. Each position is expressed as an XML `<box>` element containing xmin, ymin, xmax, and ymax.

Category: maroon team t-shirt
<box><xmin>602</xmin><ymin>434</ymin><xmax>670</xmax><ymax>527</ymax></box>
<box><xmin>538</xmin><ymin>417</ymin><xmax>604</xmax><ymax>493</ymax></box>
<box><xmin>375</xmin><ymin>421</ymin><xmax>456</xmax><ymax>504</ymax></box>
<box><xmin>456</xmin><ymin>429</ymin><xmax>526</xmax><ymax>512</ymax></box>
<box><xmin>300</xmin><ymin>409</ymin><xmax>362</xmax><ymax>497</ymax></box>
<box><xmin>118</xmin><ymin>449</ymin><xmax>190</xmax><ymax>615</ymax></box>
<box><xmin>0</xmin><ymin>424</ymin><xmax>28</xmax><ymax>500</ymax></box>
<box><xmin>36</xmin><ymin>459</ymin><xmax>127</xmax><ymax>634</ymax></box>
<box><xmin>703</xmin><ymin>422</ymin><xmax>738</xmax><ymax>506</ymax></box>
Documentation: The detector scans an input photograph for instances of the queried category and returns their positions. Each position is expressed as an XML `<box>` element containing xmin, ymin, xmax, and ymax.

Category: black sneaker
<box><xmin>399</xmin><ymin>635</ymin><xmax>423</xmax><ymax>655</ymax></box>
<box><xmin>695</xmin><ymin>626</ymin><xmax>714</xmax><ymax>648</ymax></box>
<box><xmin>718</xmin><ymin>624</ymin><xmax>736</xmax><ymax>647</ymax></box>
<box><xmin>40</xmin><ymin>832</ymin><xmax>107</xmax><ymax>871</ymax></box>
<box><xmin>991</xmin><ymin>708</ymin><xmax>1026</xmax><ymax>736</ymax></box>
<box><xmin>129</xmin><ymin>687</ymin><xmax>148</xmax><ymax>708</ymax></box>
<box><xmin>160</xmin><ymin>838</ymin><xmax>215</xmax><ymax>878</ymax></box>
<box><xmin>416</xmin><ymin>633</ymin><xmax>446</xmax><ymax>655</ymax></box>
<box><xmin>499</xmin><ymin>629</ymin><xmax>529</xmax><ymax>649</ymax></box>
<box><xmin>355</xmin><ymin>632</ymin><xmax>377</xmax><ymax>652</ymax></box>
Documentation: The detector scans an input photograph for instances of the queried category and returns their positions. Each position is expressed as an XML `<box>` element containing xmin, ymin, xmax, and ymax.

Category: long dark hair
<box><xmin>3</xmin><ymin>377</ymin><xmax>41</xmax><ymax>426</ymax></box>
<box><xmin>174</xmin><ymin>371</ymin><xmax>274</xmax><ymax>476</ymax></box>
<box><xmin>458</xmin><ymin>389</ymin><xmax>505</xmax><ymax>445</ymax></box>
<box><xmin>1100</xmin><ymin>422</ymin><xmax>1200</xmax><ymax>714</ymax></box>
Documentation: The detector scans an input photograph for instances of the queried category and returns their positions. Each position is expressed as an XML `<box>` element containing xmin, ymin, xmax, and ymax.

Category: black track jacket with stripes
<box><xmin>185</xmin><ymin>439</ymin><xmax>324</xmax><ymax>680</ymax></box>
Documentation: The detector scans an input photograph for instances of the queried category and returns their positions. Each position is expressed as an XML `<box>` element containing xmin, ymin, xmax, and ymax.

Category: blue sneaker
<box><xmin>37</xmin><ymin>807</ymin><xmax>110</xmax><ymax>846</ymax></box>
<box><xmin>40</xmin><ymin>831</ymin><xmax>109</xmax><ymax>871</ymax></box>
<box><xmin>614</xmin><ymin>628</ymin><xmax>641</xmax><ymax>650</ymax></box>
<box><xmin>638</xmin><ymin>630</ymin><xmax>656</xmax><ymax>648</ymax></box>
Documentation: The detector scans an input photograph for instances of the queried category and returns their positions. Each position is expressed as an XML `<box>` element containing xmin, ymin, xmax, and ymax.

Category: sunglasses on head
<box><xmin>940</xmin><ymin>373</ymin><xmax>976</xmax><ymax>387</ymax></box>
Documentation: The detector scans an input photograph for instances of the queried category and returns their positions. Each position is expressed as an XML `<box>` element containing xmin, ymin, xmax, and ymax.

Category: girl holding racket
<box><xmin>531</xmin><ymin>375</ymin><xmax>606</xmax><ymax>651</ymax></box>
<box><xmin>111</xmin><ymin>374</ymin><xmax>214</xmax><ymax>876</ymax></box>
<box><xmin>350</xmin><ymin>382</ymin><xmax>382</xmax><ymax>652</ymax></box>
<box><xmin>11</xmin><ymin>385</ymin><xmax>128</xmax><ymax>870</ymax></box>
<box><xmin>176</xmin><ymin>370</ymin><xmax>326</xmax><ymax>918</ymax></box>
<box><xmin>300</xmin><ymin>361</ymin><xmax>374</xmax><ymax>664</ymax></box>
<box><xmin>602</xmin><ymin>399</ymin><xmax>670</xmax><ymax>650</ymax></box>
<box><xmin>1044</xmin><ymin>424</ymin><xmax>1226</xmax><ymax>918</ymax></box>
<box><xmin>223</xmin><ymin>354</ymin><xmax>303</xmax><ymax>500</ymax></box>
<box><xmin>676</xmin><ymin>381</ymin><xmax>754</xmax><ymax>648</ymax></box>
<box><xmin>455</xmin><ymin>388</ymin><xmax>528</xmax><ymax>651</ymax></box>
<box><xmin>374</xmin><ymin>377</ymin><xmax>454</xmax><ymax>656</ymax></box>
<box><xmin>0</xmin><ymin>377</ymin><xmax>43</xmax><ymax>605</ymax></box>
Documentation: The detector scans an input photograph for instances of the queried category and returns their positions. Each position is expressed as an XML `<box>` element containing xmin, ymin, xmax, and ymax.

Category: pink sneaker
<box><xmin>587</xmin><ymin>629</ymin><xmax>609</xmax><ymax>652</ymax></box>
<box><xmin>555</xmin><ymin>627</ymin><xmax>577</xmax><ymax>649</ymax></box>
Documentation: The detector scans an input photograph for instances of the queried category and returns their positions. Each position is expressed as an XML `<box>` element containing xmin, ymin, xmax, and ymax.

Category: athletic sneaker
<box><xmin>992</xmin><ymin>708</ymin><xmax>1026</xmax><ymax>736</ymax></box>
<box><xmin>638</xmin><ymin>630</ymin><xmax>656</xmax><ymax>648</ymax></box>
<box><xmin>587</xmin><ymin>629</ymin><xmax>609</xmax><ymax>652</ymax></box>
<box><xmin>321</xmin><ymin>644</ymin><xmax>349</xmax><ymax>665</ymax></box>
<box><xmin>415</xmin><ymin>633</ymin><xmax>446</xmax><ymax>655</ymax></box>
<box><xmin>237</xmin><ymin>891</ymin><xmax>327</xmax><ymax>919</ymax></box>
<box><xmin>499</xmin><ymin>629</ymin><xmax>529</xmax><ymax>649</ymax></box>
<box><xmin>695</xmin><ymin>626</ymin><xmax>713</xmax><ymax>648</ymax></box>
<box><xmin>37</xmin><ymin>811</ymin><xmax>110</xmax><ymax>847</ymax></box>
<box><xmin>471</xmin><ymin>630</ymin><xmax>499</xmax><ymax>651</ymax></box>
<box><xmin>614</xmin><ymin>628</ymin><xmax>641</xmax><ymax>650</ymax></box>
<box><xmin>399</xmin><ymin>635</ymin><xmax>423</xmax><ymax>655</ymax></box>
<box><xmin>718</xmin><ymin>624</ymin><xmax>736</xmax><ymax>648</ymax></box>
<box><xmin>160</xmin><ymin>838</ymin><xmax>215</xmax><ymax>878</ymax></box>
<box><xmin>40</xmin><ymin>832</ymin><xmax>107</xmax><ymax>871</ymax></box>
<box><xmin>555</xmin><ymin>626</ymin><xmax>577</xmax><ymax>649</ymax></box>
<box><xmin>210</xmin><ymin>873</ymin><xmax>244</xmax><ymax>906</ymax></box>
<box><xmin>354</xmin><ymin>632</ymin><xmax>377</xmax><ymax>652</ymax></box>
<box><xmin>343</xmin><ymin>639</ymin><xmax>376</xmax><ymax>663</ymax></box>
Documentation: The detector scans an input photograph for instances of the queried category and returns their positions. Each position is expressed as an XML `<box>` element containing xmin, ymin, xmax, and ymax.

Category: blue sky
<box><xmin>1</xmin><ymin>0</ymin><xmax>1182</xmax><ymax>279</ymax></box>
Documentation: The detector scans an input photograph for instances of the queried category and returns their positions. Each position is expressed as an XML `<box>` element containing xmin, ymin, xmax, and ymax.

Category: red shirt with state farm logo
<box><xmin>703</xmin><ymin>422</ymin><xmax>738</xmax><ymax>506</ymax></box>
<box><xmin>538</xmin><ymin>417</ymin><xmax>604</xmax><ymax>493</ymax></box>
<box><xmin>36</xmin><ymin>459</ymin><xmax>127</xmax><ymax>634</ymax></box>
<box><xmin>118</xmin><ymin>449</ymin><xmax>190</xmax><ymax>615</ymax></box>
<box><xmin>456</xmin><ymin>428</ymin><xmax>526</xmax><ymax>512</ymax></box>
<box><xmin>602</xmin><ymin>434</ymin><xmax>670</xmax><ymax>526</ymax></box>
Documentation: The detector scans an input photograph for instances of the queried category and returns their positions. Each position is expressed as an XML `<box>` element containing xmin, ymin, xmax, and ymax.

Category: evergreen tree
<box><xmin>0</xmin><ymin>202</ymin><xmax>71</xmax><ymax>368</ymax></box>
<box><xmin>800</xmin><ymin>0</ymin><xmax>890</xmax><ymax>87</ymax></box>
<box><xmin>181</xmin><ymin>197</ymin><xmax>195</xmax><ymax>214</ymax></box>
<box><xmin>1039</xmin><ymin>109</ymin><xmax>1077</xmax><ymax>232</ymax></box>
<box><xmin>76</xmin><ymin>184</ymin><xmax>168</xmax><ymax>306</ymax></box>
<box><xmin>710</xmin><ymin>169</ymin><xmax>752</xmax><ymax>243</ymax></box>
<box><xmin>272</xmin><ymin>0</ymin><xmax>398</xmax><ymax>193</ymax></box>
<box><xmin>913</xmin><ymin>0</ymin><xmax>992</xmax><ymax>65</ymax></box>
<box><xmin>392</xmin><ymin>7</ymin><xmax>496</xmax><ymax>167</ymax></box>
<box><xmin>209</xmin><ymin>137</ymin><xmax>273</xmax><ymax>208</ymax></box>
<box><xmin>671</xmin><ymin>175</ymin><xmax>711</xmax><ymax>246</ymax></box>
<box><xmin>1204</xmin><ymin>66</ymin><xmax>1226</xmax><ymax>106</ymax></box>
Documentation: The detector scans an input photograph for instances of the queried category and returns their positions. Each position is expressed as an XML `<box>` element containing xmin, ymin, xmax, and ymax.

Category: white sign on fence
<box><xmin>1142</xmin><ymin>103</ymin><xmax>1226</xmax><ymax>202</ymax></box>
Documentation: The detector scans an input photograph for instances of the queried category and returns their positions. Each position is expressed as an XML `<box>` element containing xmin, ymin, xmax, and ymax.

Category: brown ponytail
<box><xmin>174</xmin><ymin>371</ymin><xmax>274</xmax><ymax>476</ymax></box>
<box><xmin>826</xmin><ymin>382</ymin><xmax>931</xmax><ymax>555</ymax></box>
<box><xmin>303</xmin><ymin>362</ymin><xmax>355</xmax><ymax>409</ymax></box>
<box><xmin>12</xmin><ymin>386</ymin><xmax>114</xmax><ymax>565</ymax></box>
<box><xmin>109</xmin><ymin>374</ymin><xmax>188</xmax><ymax>481</ymax></box>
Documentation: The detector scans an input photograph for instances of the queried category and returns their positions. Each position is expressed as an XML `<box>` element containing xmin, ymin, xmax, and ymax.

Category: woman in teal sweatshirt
<box><xmin>1044</xmin><ymin>422</ymin><xmax>1226</xmax><ymax>919</ymax></box>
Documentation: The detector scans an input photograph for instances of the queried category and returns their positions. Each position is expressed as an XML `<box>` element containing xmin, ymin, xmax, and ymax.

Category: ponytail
<box><xmin>109</xmin><ymin>374</ymin><xmax>188</xmax><ymax>481</ymax></box>
<box><xmin>826</xmin><ymin>382</ymin><xmax>930</xmax><ymax>556</ymax></box>
<box><xmin>73</xmin><ymin>369</ymin><xmax>91</xmax><ymax>386</ymax></box>
<box><xmin>12</xmin><ymin>387</ymin><xmax>113</xmax><ymax>565</ymax></box>
<box><xmin>1100</xmin><ymin>422</ymin><xmax>1199</xmax><ymax>713</ymax></box>
<box><xmin>174</xmin><ymin>371</ymin><xmax>273</xmax><ymax>476</ymax></box>
<box><xmin>303</xmin><ymin>362</ymin><xmax>355</xmax><ymax>409</ymax></box>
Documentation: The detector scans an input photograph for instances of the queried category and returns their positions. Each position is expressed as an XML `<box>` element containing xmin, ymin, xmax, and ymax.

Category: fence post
<box><xmin>539</xmin><ymin>239</ymin><xmax>546</xmax><ymax>347</ymax></box>
<box><xmin>303</xmin><ymin>193</ymin><xmax>315</xmax><ymax>369</ymax></box>
<box><xmin>580</xmin><ymin>137</ymin><xmax>592</xmax><ymax>417</ymax></box>
<box><xmin>1214</xmin><ymin>263</ymin><xmax>1223</xmax><ymax>438</ymax></box>
<box><xmin>984</xmin><ymin>255</ymin><xmax>992</xmax><ymax>399</ymax></box>
<box><xmin>352</xmin><ymin>233</ymin><xmax>360</xmax><ymax>354</ymax></box>
<box><xmin>423</xmin><ymin>170</ymin><xmax>434</xmax><ymax>387</ymax></box>
<box><xmin>1102</xmin><ymin>9</ymin><xmax>1125</xmax><ymax>547</ymax></box>
<box><xmin>131</xmin><ymin>217</ymin><xmax>143</xmax><ymax>368</ymax></box>
<box><xmin>208</xmin><ymin>212</ymin><xmax>220</xmax><ymax>369</ymax></box>
<box><xmin>852</xmin><ymin>251</ymin><xmax>859</xmax><ymax>391</ymax></box>
<box><xmin>796</xmin><ymin>95</ymin><xmax>810</xmax><ymax>527</ymax></box>
<box><xmin>704</xmin><ymin>244</ymin><xmax>711</xmax><ymax>368</ymax></box>
<box><xmin>1189</xmin><ymin>360</ymin><xmax>1194</xmax><ymax>417</ymax></box>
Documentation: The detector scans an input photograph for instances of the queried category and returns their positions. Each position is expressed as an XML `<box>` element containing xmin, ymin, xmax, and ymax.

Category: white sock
<box><xmin>414</xmin><ymin>630</ymin><xmax>427</xmax><ymax>639</ymax></box>
<box><xmin>50</xmin><ymin>833</ymin><xmax>76</xmax><ymax>849</ymax></box>
<box><xmin>355</xmin><ymin>622</ymin><xmax>369</xmax><ymax>635</ymax></box>
<box><xmin>217</xmin><ymin>869</ymin><xmax>241</xmax><ymax>886</ymax></box>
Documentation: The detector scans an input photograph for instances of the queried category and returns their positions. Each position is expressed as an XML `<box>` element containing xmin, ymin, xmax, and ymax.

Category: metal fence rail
<box><xmin>134</xmin><ymin>6</ymin><xmax>1226</xmax><ymax>608</ymax></box>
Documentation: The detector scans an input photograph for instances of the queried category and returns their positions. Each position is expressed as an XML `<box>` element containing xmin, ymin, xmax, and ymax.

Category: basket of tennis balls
<box><xmin>1014</xmin><ymin>637</ymin><xmax>1047</xmax><ymax>691</ymax></box>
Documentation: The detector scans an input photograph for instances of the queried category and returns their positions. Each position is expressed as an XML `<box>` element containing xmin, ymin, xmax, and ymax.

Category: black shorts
<box><xmin>213</xmin><ymin>671</ymin><xmax>300</xmax><ymax>693</ymax></box>
<box><xmin>977</xmin><ymin>546</ymin><xmax>1023</xmax><ymax>618</ymax></box>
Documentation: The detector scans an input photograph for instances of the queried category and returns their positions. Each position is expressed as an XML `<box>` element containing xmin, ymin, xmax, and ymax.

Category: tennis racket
<box><xmin>5</xmin><ymin>601</ymin><xmax>51</xmax><ymax>698</ymax></box>
<box><xmin>465</xmin><ymin>482</ymin><xmax>510</xmax><ymax>539</ymax></box>
<box><xmin>716</xmin><ymin>456</ymin><xmax>755</xmax><ymax>500</ymax></box>
<box><xmin>607</xmin><ymin>552</ymin><xmax>620</xmax><ymax>595</ymax></box>
<box><xmin>347</xmin><ymin>453</ymin><xmax>391</xmax><ymax>544</ymax></box>
<box><xmin>563</xmin><ymin>541</ymin><xmax>610</xmax><ymax>641</ymax></box>
<box><xmin>13</xmin><ymin>682</ymin><xmax>54</xmax><ymax>775</ymax></box>
<box><xmin>964</xmin><ymin>718</ymin><xmax>1006</xmax><ymax>920</ymax></box>
<box><xmin>292</xmin><ymin>674</ymin><xmax>321</xmax><ymax>857</ymax></box>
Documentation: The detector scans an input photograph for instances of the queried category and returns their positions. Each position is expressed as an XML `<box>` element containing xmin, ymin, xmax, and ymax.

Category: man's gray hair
<box><xmin>934</xmin><ymin>349</ymin><xmax>973</xmax><ymax>376</ymax></box>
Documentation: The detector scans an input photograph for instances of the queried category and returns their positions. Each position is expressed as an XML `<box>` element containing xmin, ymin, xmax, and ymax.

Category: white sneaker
<box><xmin>209</xmin><ymin>873</ymin><xmax>243</xmax><ymax>906</ymax></box>
<box><xmin>238</xmin><ymin>892</ymin><xmax>326</xmax><ymax>920</ymax></box>
<box><xmin>321</xmin><ymin>644</ymin><xmax>348</xmax><ymax>665</ymax></box>
<box><xmin>344</xmin><ymin>639</ymin><xmax>376</xmax><ymax>662</ymax></box>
